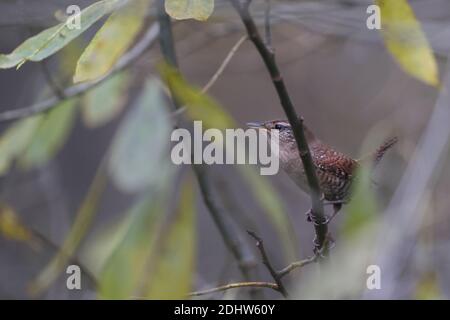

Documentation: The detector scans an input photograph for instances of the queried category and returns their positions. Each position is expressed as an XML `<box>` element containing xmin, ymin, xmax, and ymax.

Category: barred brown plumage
<box><xmin>247</xmin><ymin>119</ymin><xmax>397</xmax><ymax>224</ymax></box>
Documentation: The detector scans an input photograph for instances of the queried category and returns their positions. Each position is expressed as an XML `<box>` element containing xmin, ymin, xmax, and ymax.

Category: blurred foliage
<box><xmin>0</xmin><ymin>117</ymin><xmax>42</xmax><ymax>175</ymax></box>
<box><xmin>0</xmin><ymin>0</ymin><xmax>120</xmax><ymax>69</ymax></box>
<box><xmin>341</xmin><ymin>165</ymin><xmax>377</xmax><ymax>239</ymax></box>
<box><xmin>98</xmin><ymin>192</ymin><xmax>166</xmax><ymax>298</ymax></box>
<box><xmin>0</xmin><ymin>204</ymin><xmax>32</xmax><ymax>243</ymax></box>
<box><xmin>415</xmin><ymin>272</ymin><xmax>442</xmax><ymax>300</ymax></box>
<box><xmin>0</xmin><ymin>99</ymin><xmax>77</xmax><ymax>174</ymax></box>
<box><xmin>74</xmin><ymin>0</ymin><xmax>150</xmax><ymax>83</ymax></box>
<box><xmin>30</xmin><ymin>165</ymin><xmax>108</xmax><ymax>296</ymax></box>
<box><xmin>145</xmin><ymin>177</ymin><xmax>196</xmax><ymax>299</ymax></box>
<box><xmin>237</xmin><ymin>165</ymin><xmax>298</xmax><ymax>260</ymax></box>
<box><xmin>19</xmin><ymin>99</ymin><xmax>77</xmax><ymax>169</ymax></box>
<box><xmin>160</xmin><ymin>63</ymin><xmax>235</xmax><ymax>130</ymax></box>
<box><xmin>81</xmin><ymin>72</ymin><xmax>130</xmax><ymax>128</ymax></box>
<box><xmin>377</xmin><ymin>0</ymin><xmax>439</xmax><ymax>86</ymax></box>
<box><xmin>165</xmin><ymin>0</ymin><xmax>214</xmax><ymax>21</ymax></box>
<box><xmin>108</xmin><ymin>79</ymin><xmax>171</xmax><ymax>193</ymax></box>
<box><xmin>97</xmin><ymin>165</ymin><xmax>175</xmax><ymax>299</ymax></box>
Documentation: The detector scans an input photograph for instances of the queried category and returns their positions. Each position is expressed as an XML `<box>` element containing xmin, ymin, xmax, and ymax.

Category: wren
<box><xmin>247</xmin><ymin>119</ymin><xmax>397</xmax><ymax>224</ymax></box>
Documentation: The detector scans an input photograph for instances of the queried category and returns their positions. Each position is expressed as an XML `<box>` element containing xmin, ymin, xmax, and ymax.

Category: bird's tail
<box><xmin>373</xmin><ymin>137</ymin><xmax>398</xmax><ymax>165</ymax></box>
<box><xmin>358</xmin><ymin>137</ymin><xmax>398</xmax><ymax>166</ymax></box>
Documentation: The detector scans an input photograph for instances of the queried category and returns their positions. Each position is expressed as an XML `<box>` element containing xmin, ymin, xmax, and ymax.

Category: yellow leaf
<box><xmin>377</xmin><ymin>0</ymin><xmax>439</xmax><ymax>86</ymax></box>
<box><xmin>159</xmin><ymin>63</ymin><xmax>235</xmax><ymax>130</ymax></box>
<box><xmin>165</xmin><ymin>0</ymin><xmax>214</xmax><ymax>21</ymax></box>
<box><xmin>74</xmin><ymin>0</ymin><xmax>151</xmax><ymax>83</ymax></box>
<box><xmin>0</xmin><ymin>204</ymin><xmax>32</xmax><ymax>242</ymax></box>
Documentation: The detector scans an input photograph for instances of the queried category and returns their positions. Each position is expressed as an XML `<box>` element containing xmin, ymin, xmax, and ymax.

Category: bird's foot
<box><xmin>313</xmin><ymin>234</ymin><xmax>335</xmax><ymax>257</ymax></box>
<box><xmin>305</xmin><ymin>209</ymin><xmax>312</xmax><ymax>222</ymax></box>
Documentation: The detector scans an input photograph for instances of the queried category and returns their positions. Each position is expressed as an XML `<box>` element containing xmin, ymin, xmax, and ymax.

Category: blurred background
<box><xmin>0</xmin><ymin>0</ymin><xmax>449</xmax><ymax>299</ymax></box>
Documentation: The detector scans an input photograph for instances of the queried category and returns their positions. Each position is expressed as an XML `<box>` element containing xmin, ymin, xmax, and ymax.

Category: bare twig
<box><xmin>277</xmin><ymin>255</ymin><xmax>317</xmax><ymax>279</ymax></box>
<box><xmin>189</xmin><ymin>281</ymin><xmax>278</xmax><ymax>297</ymax></box>
<box><xmin>247</xmin><ymin>230</ymin><xmax>288</xmax><ymax>298</ymax></box>
<box><xmin>264</xmin><ymin>0</ymin><xmax>272</xmax><ymax>49</ymax></box>
<box><xmin>0</xmin><ymin>23</ymin><xmax>160</xmax><ymax>122</ymax></box>
<box><xmin>201</xmin><ymin>35</ymin><xmax>247</xmax><ymax>93</ymax></box>
<box><xmin>229</xmin><ymin>0</ymin><xmax>327</xmax><ymax>254</ymax></box>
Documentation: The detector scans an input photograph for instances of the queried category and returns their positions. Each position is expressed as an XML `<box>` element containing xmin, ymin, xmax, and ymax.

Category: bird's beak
<box><xmin>246</xmin><ymin>121</ymin><xmax>265</xmax><ymax>129</ymax></box>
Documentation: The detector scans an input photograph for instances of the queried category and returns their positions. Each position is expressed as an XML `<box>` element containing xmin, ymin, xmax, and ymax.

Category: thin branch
<box><xmin>264</xmin><ymin>0</ymin><xmax>272</xmax><ymax>49</ymax></box>
<box><xmin>201</xmin><ymin>35</ymin><xmax>247</xmax><ymax>93</ymax></box>
<box><xmin>229</xmin><ymin>0</ymin><xmax>327</xmax><ymax>254</ymax></box>
<box><xmin>247</xmin><ymin>230</ymin><xmax>288</xmax><ymax>298</ymax></box>
<box><xmin>189</xmin><ymin>281</ymin><xmax>278</xmax><ymax>297</ymax></box>
<box><xmin>277</xmin><ymin>255</ymin><xmax>317</xmax><ymax>279</ymax></box>
<box><xmin>168</xmin><ymin>34</ymin><xmax>247</xmax><ymax>120</ymax></box>
<box><xmin>156</xmin><ymin>0</ymin><xmax>256</xmax><ymax>284</ymax></box>
<box><xmin>0</xmin><ymin>23</ymin><xmax>160</xmax><ymax>123</ymax></box>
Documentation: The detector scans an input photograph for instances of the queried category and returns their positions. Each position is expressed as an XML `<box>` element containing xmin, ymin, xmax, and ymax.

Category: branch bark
<box><xmin>189</xmin><ymin>281</ymin><xmax>278</xmax><ymax>297</ymax></box>
<box><xmin>228</xmin><ymin>0</ymin><xmax>328</xmax><ymax>254</ymax></box>
<box><xmin>247</xmin><ymin>230</ymin><xmax>288</xmax><ymax>297</ymax></box>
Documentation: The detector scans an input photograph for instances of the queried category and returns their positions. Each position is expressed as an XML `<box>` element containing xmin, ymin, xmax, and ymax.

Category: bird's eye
<box><xmin>274</xmin><ymin>124</ymin><xmax>283</xmax><ymax>130</ymax></box>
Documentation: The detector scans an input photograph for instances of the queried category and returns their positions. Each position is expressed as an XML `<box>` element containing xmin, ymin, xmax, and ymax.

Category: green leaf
<box><xmin>0</xmin><ymin>0</ymin><xmax>120</xmax><ymax>69</ymax></box>
<box><xmin>0</xmin><ymin>117</ymin><xmax>43</xmax><ymax>175</ymax></box>
<box><xmin>377</xmin><ymin>0</ymin><xmax>439</xmax><ymax>86</ymax></box>
<box><xmin>97</xmin><ymin>163</ymin><xmax>174</xmax><ymax>299</ymax></box>
<box><xmin>108</xmin><ymin>80</ymin><xmax>171</xmax><ymax>193</ymax></box>
<box><xmin>98</xmin><ymin>194</ymin><xmax>166</xmax><ymax>299</ymax></box>
<box><xmin>74</xmin><ymin>0</ymin><xmax>150</xmax><ymax>83</ymax></box>
<box><xmin>145</xmin><ymin>177</ymin><xmax>196</xmax><ymax>299</ymax></box>
<box><xmin>165</xmin><ymin>0</ymin><xmax>214</xmax><ymax>21</ymax></box>
<box><xmin>341</xmin><ymin>165</ymin><xmax>377</xmax><ymax>239</ymax></box>
<box><xmin>237</xmin><ymin>165</ymin><xmax>298</xmax><ymax>261</ymax></box>
<box><xmin>19</xmin><ymin>99</ymin><xmax>78</xmax><ymax>169</ymax></box>
<box><xmin>81</xmin><ymin>72</ymin><xmax>130</xmax><ymax>127</ymax></box>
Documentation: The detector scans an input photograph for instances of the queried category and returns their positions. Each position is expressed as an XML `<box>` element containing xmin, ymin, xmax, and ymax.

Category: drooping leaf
<box><xmin>145</xmin><ymin>177</ymin><xmax>196</xmax><ymax>299</ymax></box>
<box><xmin>19</xmin><ymin>99</ymin><xmax>78</xmax><ymax>169</ymax></box>
<box><xmin>0</xmin><ymin>204</ymin><xmax>32</xmax><ymax>242</ymax></box>
<box><xmin>376</xmin><ymin>0</ymin><xmax>439</xmax><ymax>86</ymax></box>
<box><xmin>165</xmin><ymin>0</ymin><xmax>214</xmax><ymax>21</ymax></box>
<box><xmin>109</xmin><ymin>80</ymin><xmax>171</xmax><ymax>193</ymax></box>
<box><xmin>98</xmin><ymin>195</ymin><xmax>166</xmax><ymax>299</ymax></box>
<box><xmin>159</xmin><ymin>63</ymin><xmax>235</xmax><ymax>130</ymax></box>
<box><xmin>0</xmin><ymin>0</ymin><xmax>121</xmax><ymax>69</ymax></box>
<box><xmin>81</xmin><ymin>72</ymin><xmax>130</xmax><ymax>127</ymax></box>
<box><xmin>97</xmin><ymin>162</ymin><xmax>174</xmax><ymax>299</ymax></box>
<box><xmin>74</xmin><ymin>0</ymin><xmax>150</xmax><ymax>83</ymax></box>
<box><xmin>0</xmin><ymin>116</ymin><xmax>43</xmax><ymax>175</ymax></box>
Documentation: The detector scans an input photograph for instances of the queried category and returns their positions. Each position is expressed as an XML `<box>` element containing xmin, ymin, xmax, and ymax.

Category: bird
<box><xmin>247</xmin><ymin>119</ymin><xmax>398</xmax><ymax>224</ymax></box>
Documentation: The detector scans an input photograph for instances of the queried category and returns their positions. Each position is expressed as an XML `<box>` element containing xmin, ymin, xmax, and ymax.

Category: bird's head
<box><xmin>246</xmin><ymin>119</ymin><xmax>316</xmax><ymax>146</ymax></box>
